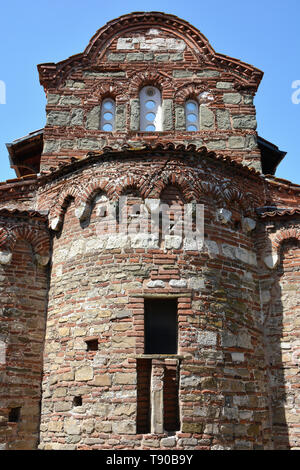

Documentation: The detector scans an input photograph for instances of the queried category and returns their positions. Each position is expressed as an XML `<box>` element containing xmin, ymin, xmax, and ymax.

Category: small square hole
<box><xmin>86</xmin><ymin>339</ymin><xmax>98</xmax><ymax>351</ymax></box>
<box><xmin>8</xmin><ymin>407</ymin><xmax>21</xmax><ymax>423</ymax></box>
<box><xmin>73</xmin><ymin>396</ymin><xmax>82</xmax><ymax>407</ymax></box>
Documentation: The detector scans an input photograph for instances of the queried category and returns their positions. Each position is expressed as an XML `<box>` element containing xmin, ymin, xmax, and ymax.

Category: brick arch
<box><xmin>264</xmin><ymin>227</ymin><xmax>300</xmax><ymax>270</ymax></box>
<box><xmin>49</xmin><ymin>185</ymin><xmax>81</xmax><ymax>231</ymax></box>
<box><xmin>195</xmin><ymin>179</ymin><xmax>223</xmax><ymax>205</ymax></box>
<box><xmin>114</xmin><ymin>175</ymin><xmax>148</xmax><ymax>199</ymax></box>
<box><xmin>174</xmin><ymin>82</ymin><xmax>207</xmax><ymax>104</ymax></box>
<box><xmin>272</xmin><ymin>228</ymin><xmax>300</xmax><ymax>254</ymax></box>
<box><xmin>221</xmin><ymin>184</ymin><xmax>254</xmax><ymax>213</ymax></box>
<box><xmin>129</xmin><ymin>70</ymin><xmax>174</xmax><ymax>99</ymax></box>
<box><xmin>78</xmin><ymin>179</ymin><xmax>110</xmax><ymax>205</ymax></box>
<box><xmin>88</xmin><ymin>82</ymin><xmax>123</xmax><ymax>102</ymax></box>
<box><xmin>147</xmin><ymin>173</ymin><xmax>195</xmax><ymax>202</ymax></box>
<box><xmin>0</xmin><ymin>226</ymin><xmax>9</xmax><ymax>250</ymax></box>
<box><xmin>4</xmin><ymin>224</ymin><xmax>50</xmax><ymax>266</ymax></box>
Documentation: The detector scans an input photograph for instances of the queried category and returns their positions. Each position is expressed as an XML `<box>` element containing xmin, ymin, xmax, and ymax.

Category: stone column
<box><xmin>150</xmin><ymin>359</ymin><xmax>164</xmax><ymax>434</ymax></box>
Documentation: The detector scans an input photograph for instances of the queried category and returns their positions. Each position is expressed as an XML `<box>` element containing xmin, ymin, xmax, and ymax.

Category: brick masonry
<box><xmin>0</xmin><ymin>12</ymin><xmax>299</xmax><ymax>450</ymax></box>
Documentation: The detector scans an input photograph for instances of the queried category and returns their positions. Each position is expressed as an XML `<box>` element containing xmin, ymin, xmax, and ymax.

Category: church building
<box><xmin>0</xmin><ymin>12</ymin><xmax>299</xmax><ymax>450</ymax></box>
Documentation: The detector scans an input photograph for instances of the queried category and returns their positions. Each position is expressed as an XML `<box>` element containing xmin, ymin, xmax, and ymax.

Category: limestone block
<box><xmin>242</xmin><ymin>217</ymin><xmax>256</xmax><ymax>232</ymax></box>
<box><xmin>75</xmin><ymin>366</ymin><xmax>93</xmax><ymax>381</ymax></box>
<box><xmin>228</xmin><ymin>136</ymin><xmax>246</xmax><ymax>149</ymax></box>
<box><xmin>198</xmin><ymin>330</ymin><xmax>217</xmax><ymax>346</ymax></box>
<box><xmin>175</xmin><ymin>105</ymin><xmax>185</xmax><ymax>130</ymax></box>
<box><xmin>169</xmin><ymin>279</ymin><xmax>187</xmax><ymax>288</ymax></box>
<box><xmin>86</xmin><ymin>106</ymin><xmax>100</xmax><ymax>130</ymax></box>
<box><xmin>199</xmin><ymin>106</ymin><xmax>215</xmax><ymax>129</ymax></box>
<box><xmin>64</xmin><ymin>418</ymin><xmax>81</xmax><ymax>435</ymax></box>
<box><xmin>223</xmin><ymin>93</ymin><xmax>242</xmax><ymax>105</ymax></box>
<box><xmin>92</xmin><ymin>374</ymin><xmax>111</xmax><ymax>386</ymax></box>
<box><xmin>114</xmin><ymin>373</ymin><xmax>136</xmax><ymax>385</ymax></box>
<box><xmin>217</xmin><ymin>208</ymin><xmax>232</xmax><ymax>224</ymax></box>
<box><xmin>162</xmin><ymin>99</ymin><xmax>173</xmax><ymax>131</ymax></box>
<box><xmin>60</xmin><ymin>95</ymin><xmax>81</xmax><ymax>106</ymax></box>
<box><xmin>115</xmin><ymin>104</ymin><xmax>126</xmax><ymax>131</ymax></box>
<box><xmin>216</xmin><ymin>82</ymin><xmax>234</xmax><ymax>89</ymax></box>
<box><xmin>35</xmin><ymin>253</ymin><xmax>50</xmax><ymax>266</ymax></box>
<box><xmin>147</xmin><ymin>280</ymin><xmax>165</xmax><ymax>288</ymax></box>
<box><xmin>50</xmin><ymin>217</ymin><xmax>62</xmax><ymax>231</ymax></box>
<box><xmin>0</xmin><ymin>251</ymin><xmax>12</xmax><ymax>265</ymax></box>
<box><xmin>232</xmin><ymin>115</ymin><xmax>257</xmax><ymax>129</ymax></box>
<box><xmin>112</xmin><ymin>420</ymin><xmax>135</xmax><ymax>434</ymax></box>
<box><xmin>75</xmin><ymin>202</ymin><xmax>90</xmax><ymax>221</ymax></box>
<box><xmin>130</xmin><ymin>99</ymin><xmax>140</xmax><ymax>131</ymax></box>
<box><xmin>216</xmin><ymin>109</ymin><xmax>231</xmax><ymax>129</ymax></box>
<box><xmin>46</xmin><ymin>111</ymin><xmax>70</xmax><ymax>127</ymax></box>
<box><xmin>264</xmin><ymin>253</ymin><xmax>278</xmax><ymax>269</ymax></box>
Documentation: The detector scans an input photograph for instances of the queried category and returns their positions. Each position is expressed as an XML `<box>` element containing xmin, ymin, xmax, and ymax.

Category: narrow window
<box><xmin>8</xmin><ymin>407</ymin><xmax>21</xmax><ymax>423</ymax></box>
<box><xmin>100</xmin><ymin>98</ymin><xmax>115</xmax><ymax>131</ymax></box>
<box><xmin>85</xmin><ymin>338</ymin><xmax>99</xmax><ymax>351</ymax></box>
<box><xmin>140</xmin><ymin>86</ymin><xmax>162</xmax><ymax>132</ymax></box>
<box><xmin>144</xmin><ymin>299</ymin><xmax>178</xmax><ymax>354</ymax></box>
<box><xmin>73</xmin><ymin>396</ymin><xmax>82</xmax><ymax>407</ymax></box>
<box><xmin>185</xmin><ymin>99</ymin><xmax>199</xmax><ymax>131</ymax></box>
<box><xmin>136</xmin><ymin>359</ymin><xmax>151</xmax><ymax>434</ymax></box>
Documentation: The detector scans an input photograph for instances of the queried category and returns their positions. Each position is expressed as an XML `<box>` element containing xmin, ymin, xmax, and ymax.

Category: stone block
<box><xmin>223</xmin><ymin>93</ymin><xmax>242</xmax><ymax>105</ymax></box>
<box><xmin>86</xmin><ymin>106</ymin><xmax>100</xmax><ymax>130</ymax></box>
<box><xmin>216</xmin><ymin>109</ymin><xmax>231</xmax><ymax>129</ymax></box>
<box><xmin>199</xmin><ymin>106</ymin><xmax>215</xmax><ymax>129</ymax></box>
<box><xmin>92</xmin><ymin>374</ymin><xmax>111</xmax><ymax>386</ymax></box>
<box><xmin>75</xmin><ymin>366</ymin><xmax>93</xmax><ymax>381</ymax></box>
<box><xmin>232</xmin><ymin>115</ymin><xmax>257</xmax><ymax>129</ymax></box>
<box><xmin>114</xmin><ymin>373</ymin><xmax>136</xmax><ymax>385</ymax></box>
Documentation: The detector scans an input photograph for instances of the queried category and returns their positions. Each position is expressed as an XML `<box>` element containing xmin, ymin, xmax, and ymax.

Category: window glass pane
<box><xmin>146</xmin><ymin>112</ymin><xmax>156</xmax><ymax>122</ymax></box>
<box><xmin>185</xmin><ymin>99</ymin><xmax>199</xmax><ymax>131</ymax></box>
<box><xmin>140</xmin><ymin>86</ymin><xmax>162</xmax><ymax>131</ymax></box>
<box><xmin>103</xmin><ymin>101</ymin><xmax>113</xmax><ymax>110</ymax></box>
<box><xmin>101</xmin><ymin>98</ymin><xmax>115</xmax><ymax>131</ymax></box>
<box><xmin>186</xmin><ymin>102</ymin><xmax>196</xmax><ymax>111</ymax></box>
<box><xmin>145</xmin><ymin>100</ymin><xmax>155</xmax><ymax>110</ymax></box>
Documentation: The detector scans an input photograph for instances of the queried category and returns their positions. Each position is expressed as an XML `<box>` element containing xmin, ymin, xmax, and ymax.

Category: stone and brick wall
<box><xmin>0</xmin><ymin>212</ymin><xmax>50</xmax><ymax>449</ymax></box>
<box><xmin>38</xmin><ymin>12</ymin><xmax>263</xmax><ymax>174</ymax></box>
<box><xmin>0</xmin><ymin>12</ymin><xmax>299</xmax><ymax>450</ymax></box>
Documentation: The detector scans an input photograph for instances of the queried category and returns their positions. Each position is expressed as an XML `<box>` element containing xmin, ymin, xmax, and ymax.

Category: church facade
<box><xmin>0</xmin><ymin>12</ymin><xmax>299</xmax><ymax>450</ymax></box>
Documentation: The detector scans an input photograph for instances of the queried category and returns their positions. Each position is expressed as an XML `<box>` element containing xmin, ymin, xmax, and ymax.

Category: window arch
<box><xmin>185</xmin><ymin>99</ymin><xmax>199</xmax><ymax>131</ymax></box>
<box><xmin>140</xmin><ymin>86</ymin><xmax>162</xmax><ymax>131</ymax></box>
<box><xmin>100</xmin><ymin>98</ymin><xmax>115</xmax><ymax>131</ymax></box>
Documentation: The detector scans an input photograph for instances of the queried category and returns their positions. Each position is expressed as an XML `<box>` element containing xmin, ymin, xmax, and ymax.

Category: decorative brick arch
<box><xmin>174</xmin><ymin>82</ymin><xmax>207</xmax><ymax>104</ymax></box>
<box><xmin>221</xmin><ymin>184</ymin><xmax>250</xmax><ymax>212</ymax></box>
<box><xmin>49</xmin><ymin>185</ymin><xmax>80</xmax><ymax>231</ymax></box>
<box><xmin>194</xmin><ymin>179</ymin><xmax>223</xmax><ymax>205</ymax></box>
<box><xmin>264</xmin><ymin>227</ymin><xmax>300</xmax><ymax>269</ymax></box>
<box><xmin>0</xmin><ymin>223</ymin><xmax>50</xmax><ymax>266</ymax></box>
<box><xmin>0</xmin><ymin>226</ymin><xmax>9</xmax><ymax>249</ymax></box>
<box><xmin>87</xmin><ymin>82</ymin><xmax>124</xmax><ymax>103</ymax></box>
<box><xmin>129</xmin><ymin>70</ymin><xmax>173</xmax><ymax>99</ymax></box>
<box><xmin>272</xmin><ymin>228</ymin><xmax>300</xmax><ymax>253</ymax></box>
<box><xmin>114</xmin><ymin>175</ymin><xmax>148</xmax><ymax>199</ymax></box>
<box><xmin>147</xmin><ymin>172</ymin><xmax>195</xmax><ymax>202</ymax></box>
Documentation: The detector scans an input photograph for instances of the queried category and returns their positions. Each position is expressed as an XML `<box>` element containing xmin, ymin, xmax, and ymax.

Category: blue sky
<box><xmin>0</xmin><ymin>0</ymin><xmax>299</xmax><ymax>183</ymax></box>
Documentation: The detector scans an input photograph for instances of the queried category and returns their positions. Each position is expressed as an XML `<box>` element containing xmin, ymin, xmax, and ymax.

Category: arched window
<box><xmin>185</xmin><ymin>99</ymin><xmax>199</xmax><ymax>131</ymax></box>
<box><xmin>140</xmin><ymin>86</ymin><xmax>162</xmax><ymax>131</ymax></box>
<box><xmin>100</xmin><ymin>98</ymin><xmax>115</xmax><ymax>131</ymax></box>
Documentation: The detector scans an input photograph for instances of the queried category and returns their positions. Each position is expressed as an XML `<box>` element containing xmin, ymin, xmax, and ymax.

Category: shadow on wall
<box><xmin>264</xmin><ymin>238</ymin><xmax>300</xmax><ymax>450</ymax></box>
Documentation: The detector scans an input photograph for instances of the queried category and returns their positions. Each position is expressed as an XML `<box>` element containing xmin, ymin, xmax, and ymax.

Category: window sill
<box><xmin>135</xmin><ymin>354</ymin><xmax>189</xmax><ymax>360</ymax></box>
